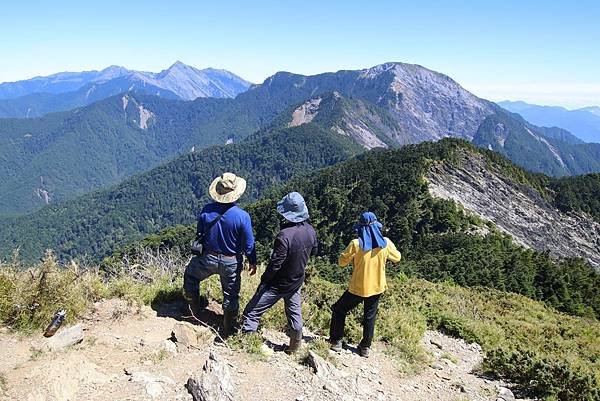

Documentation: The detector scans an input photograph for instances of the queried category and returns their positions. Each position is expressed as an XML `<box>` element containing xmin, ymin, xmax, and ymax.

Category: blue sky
<box><xmin>1</xmin><ymin>1</ymin><xmax>598</xmax><ymax>108</ymax></box>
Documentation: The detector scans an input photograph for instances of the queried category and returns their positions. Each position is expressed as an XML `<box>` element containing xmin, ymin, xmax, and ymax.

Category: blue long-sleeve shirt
<box><xmin>196</xmin><ymin>202</ymin><xmax>257</xmax><ymax>264</ymax></box>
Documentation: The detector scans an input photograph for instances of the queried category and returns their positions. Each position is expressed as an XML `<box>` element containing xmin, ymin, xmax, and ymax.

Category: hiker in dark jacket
<box><xmin>183</xmin><ymin>172</ymin><xmax>257</xmax><ymax>337</ymax></box>
<box><xmin>241</xmin><ymin>192</ymin><xmax>317</xmax><ymax>353</ymax></box>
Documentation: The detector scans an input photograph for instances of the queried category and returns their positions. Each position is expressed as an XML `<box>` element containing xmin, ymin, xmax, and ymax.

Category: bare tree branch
<box><xmin>182</xmin><ymin>305</ymin><xmax>231</xmax><ymax>349</ymax></box>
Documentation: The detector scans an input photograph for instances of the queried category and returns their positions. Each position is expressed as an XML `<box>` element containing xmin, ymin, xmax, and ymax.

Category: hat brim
<box><xmin>209</xmin><ymin>176</ymin><xmax>247</xmax><ymax>203</ymax></box>
<box><xmin>277</xmin><ymin>200</ymin><xmax>309</xmax><ymax>223</ymax></box>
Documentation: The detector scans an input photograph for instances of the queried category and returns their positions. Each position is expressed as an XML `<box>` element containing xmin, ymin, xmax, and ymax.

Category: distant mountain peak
<box><xmin>578</xmin><ymin>106</ymin><xmax>600</xmax><ymax>117</ymax></box>
<box><xmin>499</xmin><ymin>100</ymin><xmax>600</xmax><ymax>143</ymax></box>
<box><xmin>155</xmin><ymin>61</ymin><xmax>194</xmax><ymax>79</ymax></box>
<box><xmin>102</xmin><ymin>65</ymin><xmax>126</xmax><ymax>72</ymax></box>
<box><xmin>358</xmin><ymin>61</ymin><xmax>442</xmax><ymax>80</ymax></box>
<box><xmin>164</xmin><ymin>60</ymin><xmax>193</xmax><ymax>73</ymax></box>
<box><xmin>96</xmin><ymin>65</ymin><xmax>131</xmax><ymax>82</ymax></box>
<box><xmin>0</xmin><ymin>62</ymin><xmax>252</xmax><ymax>110</ymax></box>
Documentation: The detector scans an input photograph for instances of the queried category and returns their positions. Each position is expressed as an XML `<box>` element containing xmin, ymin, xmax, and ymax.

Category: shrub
<box><xmin>0</xmin><ymin>251</ymin><xmax>103</xmax><ymax>333</ymax></box>
<box><xmin>483</xmin><ymin>348</ymin><xmax>600</xmax><ymax>401</ymax></box>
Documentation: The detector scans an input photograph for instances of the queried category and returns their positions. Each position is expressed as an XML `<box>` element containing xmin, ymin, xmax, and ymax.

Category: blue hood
<box><xmin>353</xmin><ymin>212</ymin><xmax>387</xmax><ymax>251</ymax></box>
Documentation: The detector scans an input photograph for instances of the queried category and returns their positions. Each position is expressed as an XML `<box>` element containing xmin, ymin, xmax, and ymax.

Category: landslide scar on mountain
<box><xmin>288</xmin><ymin>97</ymin><xmax>322</xmax><ymax>127</ymax></box>
<box><xmin>426</xmin><ymin>151</ymin><xmax>600</xmax><ymax>270</ymax></box>
<box><xmin>138</xmin><ymin>104</ymin><xmax>154</xmax><ymax>130</ymax></box>
<box><xmin>121</xmin><ymin>95</ymin><xmax>154</xmax><ymax>130</ymax></box>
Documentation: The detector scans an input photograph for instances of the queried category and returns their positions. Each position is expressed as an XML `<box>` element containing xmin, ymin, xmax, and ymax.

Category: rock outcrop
<box><xmin>289</xmin><ymin>97</ymin><xmax>322</xmax><ymax>127</ymax></box>
<box><xmin>171</xmin><ymin>321</ymin><xmax>214</xmax><ymax>348</ymax></box>
<box><xmin>187</xmin><ymin>351</ymin><xmax>235</xmax><ymax>401</ymax></box>
<box><xmin>427</xmin><ymin>151</ymin><xmax>600</xmax><ymax>269</ymax></box>
<box><xmin>358</xmin><ymin>62</ymin><xmax>496</xmax><ymax>143</ymax></box>
<box><xmin>47</xmin><ymin>324</ymin><xmax>84</xmax><ymax>350</ymax></box>
<box><xmin>288</xmin><ymin>92</ymin><xmax>395</xmax><ymax>149</ymax></box>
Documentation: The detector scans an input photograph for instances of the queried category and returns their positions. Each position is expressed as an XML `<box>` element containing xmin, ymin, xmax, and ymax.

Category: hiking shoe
<box><xmin>183</xmin><ymin>293</ymin><xmax>209</xmax><ymax>317</ymax></box>
<box><xmin>285</xmin><ymin>330</ymin><xmax>303</xmax><ymax>355</ymax></box>
<box><xmin>222</xmin><ymin>309</ymin><xmax>239</xmax><ymax>338</ymax></box>
<box><xmin>330</xmin><ymin>340</ymin><xmax>343</xmax><ymax>352</ymax></box>
<box><xmin>198</xmin><ymin>296</ymin><xmax>209</xmax><ymax>310</ymax></box>
<box><xmin>358</xmin><ymin>346</ymin><xmax>370</xmax><ymax>358</ymax></box>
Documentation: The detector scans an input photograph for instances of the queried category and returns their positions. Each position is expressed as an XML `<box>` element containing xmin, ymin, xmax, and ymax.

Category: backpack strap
<box><xmin>196</xmin><ymin>205</ymin><xmax>234</xmax><ymax>240</ymax></box>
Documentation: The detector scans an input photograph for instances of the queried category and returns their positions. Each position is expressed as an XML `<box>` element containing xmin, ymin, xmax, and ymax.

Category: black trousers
<box><xmin>329</xmin><ymin>290</ymin><xmax>381</xmax><ymax>348</ymax></box>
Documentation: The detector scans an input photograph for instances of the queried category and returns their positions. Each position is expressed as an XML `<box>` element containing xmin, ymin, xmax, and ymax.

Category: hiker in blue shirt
<box><xmin>183</xmin><ymin>172</ymin><xmax>257</xmax><ymax>337</ymax></box>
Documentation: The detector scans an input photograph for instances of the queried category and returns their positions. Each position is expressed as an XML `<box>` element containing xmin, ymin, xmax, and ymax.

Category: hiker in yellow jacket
<box><xmin>329</xmin><ymin>212</ymin><xmax>401</xmax><ymax>357</ymax></box>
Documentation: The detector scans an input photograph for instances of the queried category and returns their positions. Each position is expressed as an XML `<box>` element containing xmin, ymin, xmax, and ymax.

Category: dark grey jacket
<box><xmin>260</xmin><ymin>221</ymin><xmax>318</xmax><ymax>294</ymax></box>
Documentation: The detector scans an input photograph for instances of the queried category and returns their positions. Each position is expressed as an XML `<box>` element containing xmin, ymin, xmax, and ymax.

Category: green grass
<box><xmin>0</xmin><ymin>252</ymin><xmax>104</xmax><ymax>333</ymax></box>
<box><xmin>140</xmin><ymin>348</ymin><xmax>169</xmax><ymax>365</ymax></box>
<box><xmin>228</xmin><ymin>332</ymin><xmax>270</xmax><ymax>361</ymax></box>
<box><xmin>441</xmin><ymin>352</ymin><xmax>458</xmax><ymax>364</ymax></box>
<box><xmin>385</xmin><ymin>277</ymin><xmax>600</xmax><ymax>400</ymax></box>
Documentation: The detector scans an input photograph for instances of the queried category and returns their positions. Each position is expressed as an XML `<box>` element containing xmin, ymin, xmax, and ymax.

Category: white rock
<box><xmin>162</xmin><ymin>339</ymin><xmax>178</xmax><ymax>354</ymax></box>
<box><xmin>497</xmin><ymin>387</ymin><xmax>516</xmax><ymax>401</ymax></box>
<box><xmin>306</xmin><ymin>351</ymin><xmax>336</xmax><ymax>379</ymax></box>
<box><xmin>145</xmin><ymin>381</ymin><xmax>164</xmax><ymax>398</ymax></box>
<box><xmin>124</xmin><ymin>369</ymin><xmax>174</xmax><ymax>398</ymax></box>
<box><xmin>47</xmin><ymin>324</ymin><xmax>84</xmax><ymax>350</ymax></box>
<box><xmin>187</xmin><ymin>351</ymin><xmax>234</xmax><ymax>401</ymax></box>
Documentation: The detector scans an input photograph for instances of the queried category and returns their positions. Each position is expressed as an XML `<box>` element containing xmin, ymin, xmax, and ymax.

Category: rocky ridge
<box><xmin>258</xmin><ymin>62</ymin><xmax>497</xmax><ymax>145</ymax></box>
<box><xmin>365</xmin><ymin>63</ymin><xmax>495</xmax><ymax>142</ymax></box>
<box><xmin>427</xmin><ymin>150</ymin><xmax>600</xmax><ymax>270</ymax></box>
<box><xmin>288</xmin><ymin>92</ymin><xmax>395</xmax><ymax>149</ymax></box>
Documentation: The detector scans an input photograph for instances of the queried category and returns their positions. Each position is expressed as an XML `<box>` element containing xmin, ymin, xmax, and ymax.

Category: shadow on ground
<box><xmin>151</xmin><ymin>298</ymin><xmax>225</xmax><ymax>336</ymax></box>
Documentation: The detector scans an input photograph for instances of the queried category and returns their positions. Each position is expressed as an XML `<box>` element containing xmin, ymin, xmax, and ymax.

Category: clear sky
<box><xmin>1</xmin><ymin>1</ymin><xmax>598</xmax><ymax>108</ymax></box>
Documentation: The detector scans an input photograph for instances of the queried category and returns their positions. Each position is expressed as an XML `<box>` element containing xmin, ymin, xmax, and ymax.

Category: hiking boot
<box><xmin>358</xmin><ymin>345</ymin><xmax>370</xmax><ymax>358</ymax></box>
<box><xmin>223</xmin><ymin>309</ymin><xmax>239</xmax><ymax>338</ymax></box>
<box><xmin>183</xmin><ymin>291</ymin><xmax>208</xmax><ymax>316</ymax></box>
<box><xmin>329</xmin><ymin>339</ymin><xmax>343</xmax><ymax>353</ymax></box>
<box><xmin>285</xmin><ymin>330</ymin><xmax>303</xmax><ymax>354</ymax></box>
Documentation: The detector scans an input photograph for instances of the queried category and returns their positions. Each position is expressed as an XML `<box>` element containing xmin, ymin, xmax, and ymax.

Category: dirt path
<box><xmin>0</xmin><ymin>300</ymin><xmax>522</xmax><ymax>401</ymax></box>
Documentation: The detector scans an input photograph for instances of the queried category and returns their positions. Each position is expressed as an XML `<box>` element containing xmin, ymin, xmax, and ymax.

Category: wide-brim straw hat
<box><xmin>208</xmin><ymin>172</ymin><xmax>247</xmax><ymax>203</ymax></box>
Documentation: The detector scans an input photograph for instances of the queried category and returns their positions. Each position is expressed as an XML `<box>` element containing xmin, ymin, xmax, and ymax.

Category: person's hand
<box><xmin>248</xmin><ymin>263</ymin><xmax>257</xmax><ymax>276</ymax></box>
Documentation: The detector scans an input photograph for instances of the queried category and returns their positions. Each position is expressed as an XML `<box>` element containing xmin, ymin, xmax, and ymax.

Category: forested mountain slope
<box><xmin>0</xmin><ymin>92</ymin><xmax>269</xmax><ymax>214</ymax></box>
<box><xmin>473</xmin><ymin>110</ymin><xmax>600</xmax><ymax>176</ymax></box>
<box><xmin>0</xmin><ymin>123</ymin><xmax>361</xmax><ymax>262</ymax></box>
<box><xmin>2</xmin><ymin>62</ymin><xmax>600</xmax><ymax>216</ymax></box>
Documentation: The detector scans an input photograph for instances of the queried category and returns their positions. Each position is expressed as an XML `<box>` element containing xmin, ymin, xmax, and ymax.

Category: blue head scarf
<box><xmin>353</xmin><ymin>212</ymin><xmax>387</xmax><ymax>251</ymax></box>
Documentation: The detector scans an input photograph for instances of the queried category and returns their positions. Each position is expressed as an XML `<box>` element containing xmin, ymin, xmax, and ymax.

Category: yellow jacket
<box><xmin>338</xmin><ymin>237</ymin><xmax>401</xmax><ymax>297</ymax></box>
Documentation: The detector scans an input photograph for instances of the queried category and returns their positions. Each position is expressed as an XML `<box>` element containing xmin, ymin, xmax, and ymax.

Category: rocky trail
<box><xmin>0</xmin><ymin>299</ymin><xmax>526</xmax><ymax>401</ymax></box>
